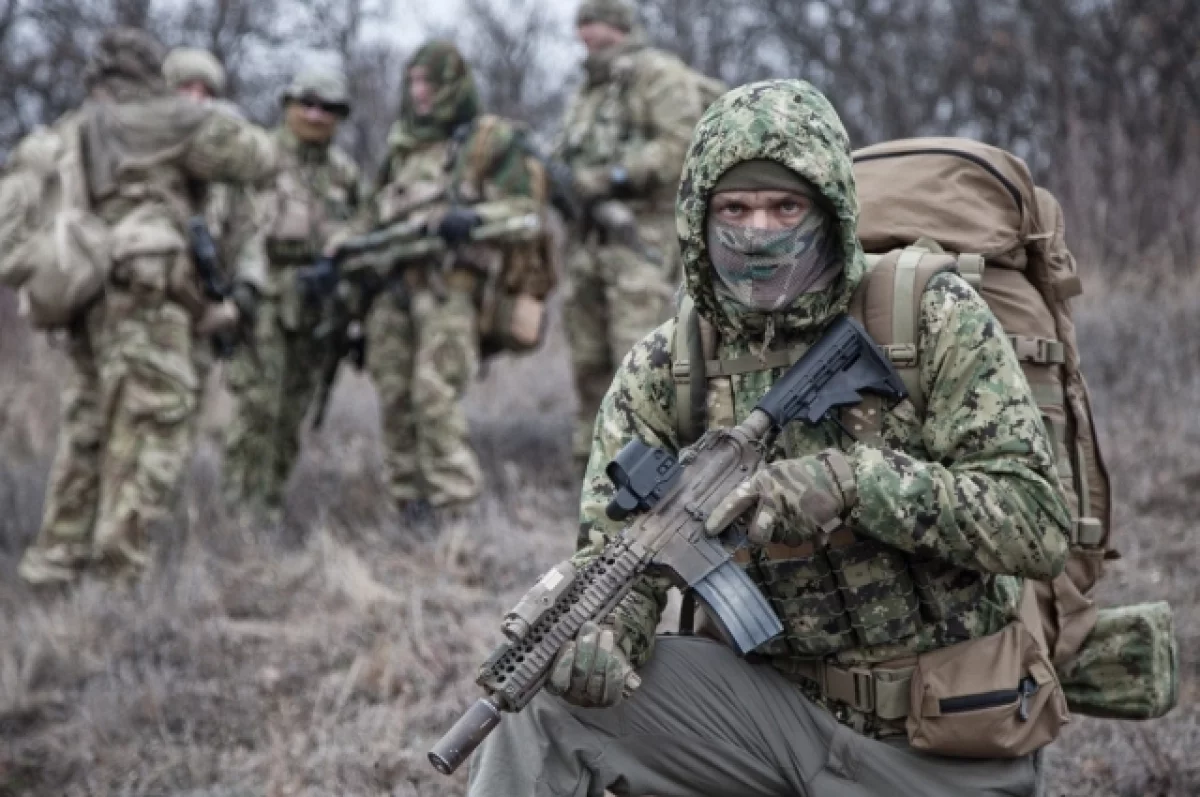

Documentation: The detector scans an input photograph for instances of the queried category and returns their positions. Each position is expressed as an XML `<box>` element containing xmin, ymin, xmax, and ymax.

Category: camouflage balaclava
<box><xmin>392</xmin><ymin>40</ymin><xmax>480</xmax><ymax>147</ymax></box>
<box><xmin>575</xmin><ymin>0</ymin><xmax>636</xmax><ymax>32</ymax></box>
<box><xmin>707</xmin><ymin>160</ymin><xmax>841</xmax><ymax>312</ymax></box>
<box><xmin>84</xmin><ymin>27</ymin><xmax>168</xmax><ymax>102</ymax></box>
<box><xmin>677</xmin><ymin>80</ymin><xmax>866</xmax><ymax>344</ymax></box>
<box><xmin>163</xmin><ymin>47</ymin><xmax>226</xmax><ymax>97</ymax></box>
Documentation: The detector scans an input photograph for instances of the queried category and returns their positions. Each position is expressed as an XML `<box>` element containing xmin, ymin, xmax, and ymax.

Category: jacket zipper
<box><xmin>938</xmin><ymin>676</ymin><xmax>1039</xmax><ymax>720</ymax></box>
<box><xmin>852</xmin><ymin>147</ymin><xmax>1024</xmax><ymax>217</ymax></box>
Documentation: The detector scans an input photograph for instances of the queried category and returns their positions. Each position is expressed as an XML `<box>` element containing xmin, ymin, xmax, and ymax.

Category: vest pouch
<box><xmin>269</xmin><ymin>171</ymin><xmax>318</xmax><ymax>252</ymax></box>
<box><xmin>825</xmin><ymin>536</ymin><xmax>923</xmax><ymax>647</ymax></box>
<box><xmin>110</xmin><ymin>209</ymin><xmax>187</xmax><ymax>304</ymax></box>
<box><xmin>736</xmin><ymin>542</ymin><xmax>855</xmax><ymax>657</ymax></box>
<box><xmin>909</xmin><ymin>557</ymin><xmax>987</xmax><ymax>627</ymax></box>
<box><xmin>906</xmin><ymin>619</ymin><xmax>1068</xmax><ymax>758</ymax></box>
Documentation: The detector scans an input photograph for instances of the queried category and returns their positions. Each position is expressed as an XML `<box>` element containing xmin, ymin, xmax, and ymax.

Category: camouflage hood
<box><xmin>389</xmin><ymin>40</ymin><xmax>480</xmax><ymax>150</ymax></box>
<box><xmin>677</xmin><ymin>80</ymin><xmax>866</xmax><ymax>343</ymax></box>
<box><xmin>84</xmin><ymin>27</ymin><xmax>169</xmax><ymax>103</ymax></box>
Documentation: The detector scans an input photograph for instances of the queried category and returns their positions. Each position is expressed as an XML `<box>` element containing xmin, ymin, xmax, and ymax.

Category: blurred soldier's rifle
<box><xmin>298</xmin><ymin>209</ymin><xmax>543</xmax><ymax>429</ymax></box>
<box><xmin>187</xmin><ymin>215</ymin><xmax>256</xmax><ymax>360</ymax></box>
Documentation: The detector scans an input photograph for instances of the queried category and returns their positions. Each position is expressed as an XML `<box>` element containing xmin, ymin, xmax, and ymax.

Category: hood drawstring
<box><xmin>751</xmin><ymin>315</ymin><xmax>777</xmax><ymax>363</ymax></box>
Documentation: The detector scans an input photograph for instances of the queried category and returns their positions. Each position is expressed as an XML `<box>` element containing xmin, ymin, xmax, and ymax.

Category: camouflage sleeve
<box><xmin>183</xmin><ymin>111</ymin><xmax>278</xmax><ymax>185</ymax></box>
<box><xmin>228</xmin><ymin>189</ymin><xmax>270</xmax><ymax>290</ymax></box>
<box><xmin>847</xmin><ymin>272</ymin><xmax>1072</xmax><ymax>579</ymax></box>
<box><xmin>621</xmin><ymin>55</ymin><xmax>704</xmax><ymax>194</ymax></box>
<box><xmin>571</xmin><ymin>321</ymin><xmax>680</xmax><ymax>666</ymax></box>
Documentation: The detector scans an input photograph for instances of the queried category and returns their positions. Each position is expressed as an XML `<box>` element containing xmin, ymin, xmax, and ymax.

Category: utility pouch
<box><xmin>482</xmin><ymin>293</ymin><xmax>546</xmax><ymax>353</ymax></box>
<box><xmin>1057</xmin><ymin>602</ymin><xmax>1178</xmax><ymax>720</ymax></box>
<box><xmin>906</xmin><ymin>614</ymin><xmax>1068</xmax><ymax>758</ymax></box>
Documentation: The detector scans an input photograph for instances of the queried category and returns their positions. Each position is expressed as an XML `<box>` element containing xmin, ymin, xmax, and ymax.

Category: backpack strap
<box><xmin>672</xmin><ymin>294</ymin><xmax>710</xmax><ymax>446</ymax></box>
<box><xmin>851</xmin><ymin>247</ymin><xmax>961</xmax><ymax>416</ymax></box>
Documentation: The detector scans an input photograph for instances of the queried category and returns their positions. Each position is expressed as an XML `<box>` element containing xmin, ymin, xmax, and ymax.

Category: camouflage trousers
<box><xmin>222</xmin><ymin>298</ymin><xmax>324</xmax><ymax>512</ymax></box>
<box><xmin>565</xmin><ymin>211</ymin><xmax>678</xmax><ymax>468</ymax></box>
<box><xmin>367</xmin><ymin>285</ymin><xmax>482</xmax><ymax>509</ymax></box>
<box><xmin>19</xmin><ymin>294</ymin><xmax>202</xmax><ymax>586</ymax></box>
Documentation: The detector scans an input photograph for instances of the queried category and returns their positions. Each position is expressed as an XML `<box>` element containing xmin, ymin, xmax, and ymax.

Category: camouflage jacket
<box><xmin>555</xmin><ymin>38</ymin><xmax>706</xmax><ymax>216</ymax></box>
<box><xmin>374</xmin><ymin>113</ymin><xmax>543</xmax><ymax>229</ymax></box>
<box><xmin>260</xmin><ymin>127</ymin><xmax>360</xmax><ymax>285</ymax></box>
<box><xmin>574</xmin><ymin>81</ymin><xmax>1072</xmax><ymax>729</ymax></box>
<box><xmin>205</xmin><ymin>182</ymin><xmax>269</xmax><ymax>291</ymax></box>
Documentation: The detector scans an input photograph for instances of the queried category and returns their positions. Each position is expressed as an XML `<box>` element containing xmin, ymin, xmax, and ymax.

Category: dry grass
<box><xmin>0</xmin><ymin>282</ymin><xmax>1195</xmax><ymax>797</ymax></box>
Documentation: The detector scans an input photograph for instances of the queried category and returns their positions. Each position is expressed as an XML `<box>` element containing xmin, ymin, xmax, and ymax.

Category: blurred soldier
<box><xmin>162</xmin><ymin>47</ymin><xmax>269</xmax><ymax>380</ymax></box>
<box><xmin>557</xmin><ymin>0</ymin><xmax>712</xmax><ymax>472</ymax></box>
<box><xmin>220</xmin><ymin>65</ymin><xmax>359</xmax><ymax>517</ymax></box>
<box><xmin>366</xmin><ymin>40</ymin><xmax>547</xmax><ymax>516</ymax></box>
<box><xmin>18</xmin><ymin>27</ymin><xmax>277</xmax><ymax>586</ymax></box>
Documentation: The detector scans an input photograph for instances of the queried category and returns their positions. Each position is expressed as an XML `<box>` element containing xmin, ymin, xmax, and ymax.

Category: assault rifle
<box><xmin>428</xmin><ymin>315</ymin><xmax>909</xmax><ymax>775</ymax></box>
<box><xmin>298</xmin><ymin>211</ymin><xmax>543</xmax><ymax>429</ymax></box>
<box><xmin>187</xmin><ymin>216</ymin><xmax>251</xmax><ymax>359</ymax></box>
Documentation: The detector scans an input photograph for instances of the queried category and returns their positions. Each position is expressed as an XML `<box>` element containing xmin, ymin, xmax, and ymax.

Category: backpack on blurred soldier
<box><xmin>0</xmin><ymin>115</ymin><xmax>111</xmax><ymax>328</ymax></box>
<box><xmin>670</xmin><ymin>136</ymin><xmax>1177</xmax><ymax>726</ymax></box>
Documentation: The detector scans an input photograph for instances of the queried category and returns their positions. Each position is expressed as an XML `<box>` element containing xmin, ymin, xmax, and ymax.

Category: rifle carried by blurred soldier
<box><xmin>298</xmin><ymin>207</ymin><xmax>544</xmax><ymax>429</ymax></box>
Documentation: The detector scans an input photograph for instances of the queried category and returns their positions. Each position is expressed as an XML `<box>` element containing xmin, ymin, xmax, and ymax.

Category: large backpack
<box><xmin>672</xmin><ymin>137</ymin><xmax>1113</xmax><ymax>668</ymax></box>
<box><xmin>0</xmin><ymin>115</ymin><xmax>111</xmax><ymax>328</ymax></box>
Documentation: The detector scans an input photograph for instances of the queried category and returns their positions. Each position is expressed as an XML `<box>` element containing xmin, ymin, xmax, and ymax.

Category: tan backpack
<box><xmin>851</xmin><ymin>137</ymin><xmax>1112</xmax><ymax>665</ymax></box>
<box><xmin>0</xmin><ymin>116</ymin><xmax>111</xmax><ymax>328</ymax></box>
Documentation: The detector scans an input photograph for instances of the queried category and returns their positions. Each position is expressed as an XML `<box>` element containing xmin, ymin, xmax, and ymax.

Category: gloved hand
<box><xmin>571</xmin><ymin>165</ymin><xmax>614</xmax><ymax>204</ymax></box>
<box><xmin>546</xmin><ymin>621</ymin><xmax>642</xmax><ymax>708</ymax></box>
<box><xmin>230</xmin><ymin>281</ymin><xmax>260</xmax><ymax>328</ymax></box>
<box><xmin>435</xmin><ymin>206</ymin><xmax>483</xmax><ymax>245</ymax></box>
<box><xmin>704</xmin><ymin>450</ymin><xmax>857</xmax><ymax>547</ymax></box>
<box><xmin>196</xmin><ymin>299</ymin><xmax>239</xmax><ymax>337</ymax></box>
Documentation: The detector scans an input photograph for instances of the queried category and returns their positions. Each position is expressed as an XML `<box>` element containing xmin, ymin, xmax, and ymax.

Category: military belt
<box><xmin>776</xmin><ymin>659</ymin><xmax>915</xmax><ymax>720</ymax></box>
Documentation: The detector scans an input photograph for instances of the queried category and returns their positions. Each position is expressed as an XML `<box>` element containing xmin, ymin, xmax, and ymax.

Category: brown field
<box><xmin>0</xmin><ymin>281</ymin><xmax>1196</xmax><ymax>797</ymax></box>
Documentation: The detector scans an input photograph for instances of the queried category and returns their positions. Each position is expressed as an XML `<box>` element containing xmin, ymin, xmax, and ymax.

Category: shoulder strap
<box><xmin>672</xmin><ymin>294</ymin><xmax>710</xmax><ymax>446</ymax></box>
<box><xmin>850</xmin><ymin>247</ymin><xmax>961</xmax><ymax>415</ymax></box>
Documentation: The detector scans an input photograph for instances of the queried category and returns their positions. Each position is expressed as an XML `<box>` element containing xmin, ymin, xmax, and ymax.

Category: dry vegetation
<box><xmin>0</xmin><ymin>278</ymin><xmax>1196</xmax><ymax>796</ymax></box>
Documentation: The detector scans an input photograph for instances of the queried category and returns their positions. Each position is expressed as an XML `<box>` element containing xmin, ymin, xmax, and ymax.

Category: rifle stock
<box><xmin>429</xmin><ymin>315</ymin><xmax>909</xmax><ymax>774</ymax></box>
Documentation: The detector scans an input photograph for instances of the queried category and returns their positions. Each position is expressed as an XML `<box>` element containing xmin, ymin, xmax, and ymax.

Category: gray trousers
<box><xmin>467</xmin><ymin>636</ymin><xmax>1042</xmax><ymax>797</ymax></box>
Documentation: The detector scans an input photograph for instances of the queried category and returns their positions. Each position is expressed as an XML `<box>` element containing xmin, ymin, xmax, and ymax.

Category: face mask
<box><xmin>706</xmin><ymin>207</ymin><xmax>840</xmax><ymax>312</ymax></box>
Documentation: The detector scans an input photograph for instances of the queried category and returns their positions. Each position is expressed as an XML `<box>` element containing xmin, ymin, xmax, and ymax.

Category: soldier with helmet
<box><xmin>221</xmin><ymin>65</ymin><xmax>361</xmax><ymax>518</ymax></box>
<box><xmin>161</xmin><ymin>47</ymin><xmax>269</xmax><ymax>382</ymax></box>
<box><xmin>556</xmin><ymin>0</ymin><xmax>715</xmax><ymax>475</ymax></box>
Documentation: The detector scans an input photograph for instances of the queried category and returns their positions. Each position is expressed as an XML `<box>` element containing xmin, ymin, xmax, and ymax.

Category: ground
<box><xmin>0</xmin><ymin>280</ymin><xmax>1195</xmax><ymax>796</ymax></box>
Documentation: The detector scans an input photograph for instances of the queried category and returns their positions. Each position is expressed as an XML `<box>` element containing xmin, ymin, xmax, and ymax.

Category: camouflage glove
<box><xmin>546</xmin><ymin>621</ymin><xmax>642</xmax><ymax>708</ymax></box>
<box><xmin>704</xmin><ymin>450</ymin><xmax>857</xmax><ymax>546</ymax></box>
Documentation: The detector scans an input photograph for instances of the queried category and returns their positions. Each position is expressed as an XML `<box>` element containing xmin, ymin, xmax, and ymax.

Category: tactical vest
<box><xmin>266</xmin><ymin>134</ymin><xmax>358</xmax><ymax>265</ymax></box>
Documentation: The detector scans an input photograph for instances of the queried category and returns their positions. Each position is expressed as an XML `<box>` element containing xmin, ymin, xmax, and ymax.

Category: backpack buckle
<box><xmin>882</xmin><ymin>344</ymin><xmax>918</xmax><ymax>368</ymax></box>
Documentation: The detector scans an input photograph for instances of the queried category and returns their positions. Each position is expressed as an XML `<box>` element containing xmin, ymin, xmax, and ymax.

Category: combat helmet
<box><xmin>281</xmin><ymin>66</ymin><xmax>351</xmax><ymax>117</ymax></box>
<box><xmin>163</xmin><ymin>47</ymin><xmax>226</xmax><ymax>96</ymax></box>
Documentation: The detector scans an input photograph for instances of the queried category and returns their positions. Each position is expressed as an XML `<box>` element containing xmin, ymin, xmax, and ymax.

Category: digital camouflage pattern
<box><xmin>222</xmin><ymin>122</ymin><xmax>360</xmax><ymax>512</ymax></box>
<box><xmin>556</xmin><ymin>33</ymin><xmax>709</xmax><ymax>465</ymax></box>
<box><xmin>366</xmin><ymin>41</ymin><xmax>543</xmax><ymax>509</ymax></box>
<box><xmin>20</xmin><ymin>29</ymin><xmax>278</xmax><ymax>584</ymax></box>
<box><xmin>573</xmin><ymin>80</ymin><xmax>1071</xmax><ymax>732</ymax></box>
<box><xmin>1058</xmin><ymin>602</ymin><xmax>1178</xmax><ymax>719</ymax></box>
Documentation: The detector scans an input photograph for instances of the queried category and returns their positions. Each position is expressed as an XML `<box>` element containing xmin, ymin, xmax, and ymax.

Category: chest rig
<box><xmin>671</xmin><ymin>260</ymin><xmax>988</xmax><ymax>659</ymax></box>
